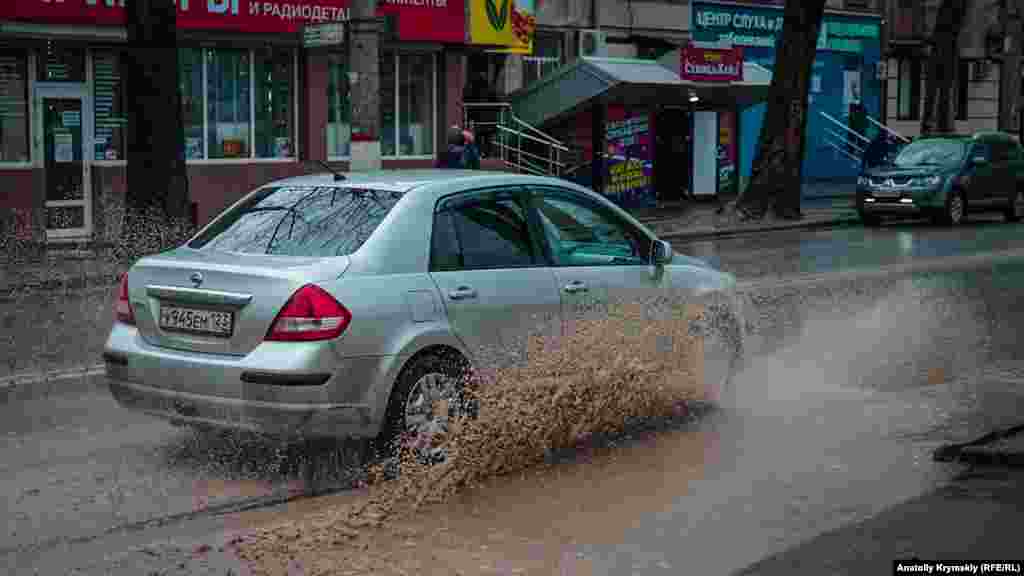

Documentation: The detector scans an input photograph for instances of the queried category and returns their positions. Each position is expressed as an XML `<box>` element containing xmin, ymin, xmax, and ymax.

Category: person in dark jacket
<box><xmin>436</xmin><ymin>125</ymin><xmax>468</xmax><ymax>169</ymax></box>
<box><xmin>462</xmin><ymin>129</ymin><xmax>481</xmax><ymax>170</ymax></box>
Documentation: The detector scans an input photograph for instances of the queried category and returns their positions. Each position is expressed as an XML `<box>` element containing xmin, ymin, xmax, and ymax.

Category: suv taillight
<box><xmin>115</xmin><ymin>273</ymin><xmax>135</xmax><ymax>325</ymax></box>
<box><xmin>266</xmin><ymin>284</ymin><xmax>352</xmax><ymax>342</ymax></box>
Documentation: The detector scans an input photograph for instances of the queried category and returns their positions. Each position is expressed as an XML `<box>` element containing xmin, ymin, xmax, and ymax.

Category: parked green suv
<box><xmin>856</xmin><ymin>131</ymin><xmax>1024</xmax><ymax>226</ymax></box>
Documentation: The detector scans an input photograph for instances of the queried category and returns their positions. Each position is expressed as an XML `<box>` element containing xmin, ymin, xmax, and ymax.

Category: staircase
<box><xmin>819</xmin><ymin>110</ymin><xmax>910</xmax><ymax>169</ymax></box>
<box><xmin>463</xmin><ymin>102</ymin><xmax>574</xmax><ymax>178</ymax></box>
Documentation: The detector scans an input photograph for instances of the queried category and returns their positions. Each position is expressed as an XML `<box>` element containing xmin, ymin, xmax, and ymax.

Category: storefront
<box><xmin>691</xmin><ymin>0</ymin><xmax>883</xmax><ymax>191</ymax></box>
<box><xmin>0</xmin><ymin>0</ymin><xmax>467</xmax><ymax>242</ymax></box>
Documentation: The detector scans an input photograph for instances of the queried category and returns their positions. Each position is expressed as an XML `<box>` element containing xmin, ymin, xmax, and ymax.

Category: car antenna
<box><xmin>315</xmin><ymin>160</ymin><xmax>346</xmax><ymax>181</ymax></box>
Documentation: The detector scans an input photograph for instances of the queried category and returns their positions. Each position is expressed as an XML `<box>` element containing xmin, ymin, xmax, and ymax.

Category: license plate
<box><xmin>158</xmin><ymin>305</ymin><xmax>234</xmax><ymax>337</ymax></box>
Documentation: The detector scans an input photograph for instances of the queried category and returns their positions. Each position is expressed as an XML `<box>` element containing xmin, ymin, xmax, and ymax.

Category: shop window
<box><xmin>327</xmin><ymin>52</ymin><xmax>351</xmax><ymax>158</ymax></box>
<box><xmin>179</xmin><ymin>48</ymin><xmax>204</xmax><ymax>160</ymax></box>
<box><xmin>206</xmin><ymin>48</ymin><xmax>251</xmax><ymax>159</ymax></box>
<box><xmin>92</xmin><ymin>50</ymin><xmax>128</xmax><ymax>162</ymax></box>
<box><xmin>379</xmin><ymin>51</ymin><xmax>435</xmax><ymax>158</ymax></box>
<box><xmin>523</xmin><ymin>33</ymin><xmax>562</xmax><ymax>87</ymax></box>
<box><xmin>254</xmin><ymin>48</ymin><xmax>295</xmax><ymax>158</ymax></box>
<box><xmin>37</xmin><ymin>43</ymin><xmax>85</xmax><ymax>83</ymax></box>
<box><xmin>398</xmin><ymin>53</ymin><xmax>435</xmax><ymax>157</ymax></box>
<box><xmin>0</xmin><ymin>49</ymin><xmax>30</xmax><ymax>163</ymax></box>
<box><xmin>896</xmin><ymin>57</ymin><xmax>921</xmax><ymax>120</ymax></box>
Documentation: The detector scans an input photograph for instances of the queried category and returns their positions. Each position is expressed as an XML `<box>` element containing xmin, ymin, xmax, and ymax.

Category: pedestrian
<box><xmin>462</xmin><ymin>128</ymin><xmax>481</xmax><ymax>170</ymax></box>
<box><xmin>435</xmin><ymin>125</ymin><xmax>468</xmax><ymax>169</ymax></box>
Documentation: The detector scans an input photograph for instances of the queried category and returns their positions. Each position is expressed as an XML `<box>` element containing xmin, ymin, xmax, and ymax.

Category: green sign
<box><xmin>691</xmin><ymin>1</ymin><xmax>880</xmax><ymax>54</ymax></box>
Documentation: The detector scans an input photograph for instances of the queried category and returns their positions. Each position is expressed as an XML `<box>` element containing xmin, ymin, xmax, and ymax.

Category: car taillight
<box><xmin>266</xmin><ymin>284</ymin><xmax>351</xmax><ymax>342</ymax></box>
<box><xmin>115</xmin><ymin>273</ymin><xmax>135</xmax><ymax>325</ymax></box>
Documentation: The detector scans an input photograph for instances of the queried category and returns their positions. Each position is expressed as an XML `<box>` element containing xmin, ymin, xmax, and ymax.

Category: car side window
<box><xmin>532</xmin><ymin>189</ymin><xmax>648</xmax><ymax>267</ymax></box>
<box><xmin>431</xmin><ymin>189</ymin><xmax>537</xmax><ymax>271</ymax></box>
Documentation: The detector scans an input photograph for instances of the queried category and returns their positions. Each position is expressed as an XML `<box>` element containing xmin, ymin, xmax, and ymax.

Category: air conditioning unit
<box><xmin>578</xmin><ymin>29</ymin><xmax>608</xmax><ymax>58</ymax></box>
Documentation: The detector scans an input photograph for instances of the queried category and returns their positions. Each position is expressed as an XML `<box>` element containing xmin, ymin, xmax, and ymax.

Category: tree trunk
<box><xmin>349</xmin><ymin>0</ymin><xmax>382</xmax><ymax>171</ymax></box>
<box><xmin>921</xmin><ymin>0</ymin><xmax>968</xmax><ymax>135</ymax></box>
<box><xmin>998</xmin><ymin>1</ymin><xmax>1024</xmax><ymax>132</ymax></box>
<box><xmin>124</xmin><ymin>0</ymin><xmax>189</xmax><ymax>247</ymax></box>
<box><xmin>733</xmin><ymin>0</ymin><xmax>827</xmax><ymax>221</ymax></box>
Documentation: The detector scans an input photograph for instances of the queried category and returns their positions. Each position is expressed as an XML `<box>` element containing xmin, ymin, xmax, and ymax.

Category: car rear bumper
<box><xmin>108</xmin><ymin>378</ymin><xmax>378</xmax><ymax>439</ymax></box>
<box><xmin>103</xmin><ymin>324</ymin><xmax>402</xmax><ymax>440</ymax></box>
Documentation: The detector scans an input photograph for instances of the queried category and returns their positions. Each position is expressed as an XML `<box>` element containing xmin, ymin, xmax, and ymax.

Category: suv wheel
<box><xmin>1005</xmin><ymin>189</ymin><xmax>1024</xmax><ymax>223</ymax></box>
<box><xmin>945</xmin><ymin>189</ymin><xmax>966</xmax><ymax>225</ymax></box>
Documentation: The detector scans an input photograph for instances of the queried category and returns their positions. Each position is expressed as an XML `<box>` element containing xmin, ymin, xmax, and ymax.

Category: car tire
<box><xmin>1005</xmin><ymin>189</ymin><xmax>1023</xmax><ymax>223</ymax></box>
<box><xmin>944</xmin><ymin>189</ymin><xmax>966</xmax><ymax>226</ymax></box>
<box><xmin>377</xmin><ymin>350</ymin><xmax>475</xmax><ymax>463</ymax></box>
<box><xmin>859</xmin><ymin>211</ymin><xmax>882</xmax><ymax>227</ymax></box>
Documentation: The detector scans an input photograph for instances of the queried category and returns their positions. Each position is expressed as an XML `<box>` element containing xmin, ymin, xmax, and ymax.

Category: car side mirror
<box><xmin>652</xmin><ymin>239</ymin><xmax>673</xmax><ymax>266</ymax></box>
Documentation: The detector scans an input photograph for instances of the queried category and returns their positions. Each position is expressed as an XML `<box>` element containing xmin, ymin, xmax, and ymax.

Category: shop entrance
<box><xmin>654</xmin><ymin>107</ymin><xmax>690</xmax><ymax>203</ymax></box>
<box><xmin>35</xmin><ymin>83</ymin><xmax>93</xmax><ymax>240</ymax></box>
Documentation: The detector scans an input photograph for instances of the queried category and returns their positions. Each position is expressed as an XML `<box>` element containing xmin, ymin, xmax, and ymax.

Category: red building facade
<box><xmin>0</xmin><ymin>0</ymin><xmax>475</xmax><ymax>242</ymax></box>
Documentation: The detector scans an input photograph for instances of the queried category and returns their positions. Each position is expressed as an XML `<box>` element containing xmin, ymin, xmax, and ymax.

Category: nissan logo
<box><xmin>189</xmin><ymin>272</ymin><xmax>204</xmax><ymax>288</ymax></box>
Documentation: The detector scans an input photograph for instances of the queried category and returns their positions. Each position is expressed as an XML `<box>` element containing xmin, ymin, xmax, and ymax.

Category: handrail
<box><xmin>865</xmin><ymin>115</ymin><xmax>911</xmax><ymax>143</ymax></box>
<box><xmin>495</xmin><ymin>124</ymin><xmax>571</xmax><ymax>151</ymax></box>
<box><xmin>510</xmin><ymin>115</ymin><xmax>568</xmax><ymax>149</ymax></box>
<box><xmin>493</xmin><ymin>141</ymin><xmax>567</xmax><ymax>168</ymax></box>
<box><xmin>824</xmin><ymin>127</ymin><xmax>866</xmax><ymax>153</ymax></box>
<box><xmin>819</xmin><ymin>111</ymin><xmax>872</xmax><ymax>144</ymax></box>
<box><xmin>462</xmin><ymin>101</ymin><xmax>512</xmax><ymax>109</ymax></box>
<box><xmin>824</xmin><ymin>140</ymin><xmax>863</xmax><ymax>163</ymax></box>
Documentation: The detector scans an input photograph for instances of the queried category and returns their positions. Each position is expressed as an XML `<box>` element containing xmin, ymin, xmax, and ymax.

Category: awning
<box><xmin>509</xmin><ymin>56</ymin><xmax>773</xmax><ymax>129</ymax></box>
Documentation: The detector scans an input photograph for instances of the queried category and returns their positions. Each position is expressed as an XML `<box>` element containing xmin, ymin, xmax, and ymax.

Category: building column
<box><xmin>591</xmin><ymin>97</ymin><xmax>606</xmax><ymax>195</ymax></box>
<box><xmin>303</xmin><ymin>50</ymin><xmax>328</xmax><ymax>163</ymax></box>
<box><xmin>349</xmin><ymin>1</ymin><xmax>382</xmax><ymax>171</ymax></box>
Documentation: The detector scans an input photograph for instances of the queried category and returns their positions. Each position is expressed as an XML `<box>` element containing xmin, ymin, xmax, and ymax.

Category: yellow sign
<box><xmin>471</xmin><ymin>0</ymin><xmax>536</xmax><ymax>53</ymax></box>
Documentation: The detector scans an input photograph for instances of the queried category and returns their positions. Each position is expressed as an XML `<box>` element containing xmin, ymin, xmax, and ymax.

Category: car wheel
<box><xmin>378</xmin><ymin>350</ymin><xmax>475</xmax><ymax>464</ymax></box>
<box><xmin>859</xmin><ymin>211</ymin><xmax>882</xmax><ymax>227</ymax></box>
<box><xmin>1005</xmin><ymin>189</ymin><xmax>1024</xmax><ymax>223</ymax></box>
<box><xmin>945</xmin><ymin>189</ymin><xmax>966</xmax><ymax>225</ymax></box>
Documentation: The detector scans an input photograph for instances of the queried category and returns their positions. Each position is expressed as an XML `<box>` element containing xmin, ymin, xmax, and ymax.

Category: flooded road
<box><xmin>6</xmin><ymin>219</ymin><xmax>1024</xmax><ymax>574</ymax></box>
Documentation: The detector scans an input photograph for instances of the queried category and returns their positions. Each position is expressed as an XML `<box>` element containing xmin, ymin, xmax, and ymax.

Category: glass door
<box><xmin>35</xmin><ymin>84</ymin><xmax>92</xmax><ymax>240</ymax></box>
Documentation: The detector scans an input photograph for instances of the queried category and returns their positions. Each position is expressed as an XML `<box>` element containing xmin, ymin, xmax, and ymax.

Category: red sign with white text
<box><xmin>2</xmin><ymin>0</ymin><xmax>464</xmax><ymax>43</ymax></box>
<box><xmin>680</xmin><ymin>44</ymin><xmax>744</xmax><ymax>83</ymax></box>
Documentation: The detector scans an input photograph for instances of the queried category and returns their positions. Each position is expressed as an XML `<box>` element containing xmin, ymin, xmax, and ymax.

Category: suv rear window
<box><xmin>188</xmin><ymin>185</ymin><xmax>404</xmax><ymax>257</ymax></box>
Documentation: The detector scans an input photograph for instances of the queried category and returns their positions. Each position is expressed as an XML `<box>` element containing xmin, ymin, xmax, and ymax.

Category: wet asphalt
<box><xmin>5</xmin><ymin>214</ymin><xmax>1024</xmax><ymax>574</ymax></box>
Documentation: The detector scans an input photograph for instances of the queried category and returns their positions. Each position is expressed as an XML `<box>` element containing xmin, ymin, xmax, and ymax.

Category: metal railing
<box><xmin>818</xmin><ymin>110</ymin><xmax>909</xmax><ymax>169</ymax></box>
<box><xmin>463</xmin><ymin>101</ymin><xmax>573</xmax><ymax>178</ymax></box>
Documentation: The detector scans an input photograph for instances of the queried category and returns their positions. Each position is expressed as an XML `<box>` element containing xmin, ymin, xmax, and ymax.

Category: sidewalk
<box><xmin>633</xmin><ymin>196</ymin><xmax>859</xmax><ymax>241</ymax></box>
<box><xmin>1</xmin><ymin>248</ymin><xmax>126</xmax><ymax>296</ymax></box>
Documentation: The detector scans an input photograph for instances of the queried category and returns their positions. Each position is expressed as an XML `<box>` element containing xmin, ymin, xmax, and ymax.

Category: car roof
<box><xmin>263</xmin><ymin>169</ymin><xmax>595</xmax><ymax>200</ymax></box>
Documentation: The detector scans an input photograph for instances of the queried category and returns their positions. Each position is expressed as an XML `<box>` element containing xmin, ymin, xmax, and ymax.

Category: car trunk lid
<box><xmin>128</xmin><ymin>248</ymin><xmax>350</xmax><ymax>356</ymax></box>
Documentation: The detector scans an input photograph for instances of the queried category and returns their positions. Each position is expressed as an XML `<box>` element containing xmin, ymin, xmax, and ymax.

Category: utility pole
<box><xmin>998</xmin><ymin>0</ymin><xmax>1024</xmax><ymax>133</ymax></box>
<box><xmin>348</xmin><ymin>0</ymin><xmax>382</xmax><ymax>171</ymax></box>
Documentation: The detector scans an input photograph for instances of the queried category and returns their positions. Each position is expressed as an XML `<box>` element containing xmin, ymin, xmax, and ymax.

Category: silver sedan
<box><xmin>103</xmin><ymin>170</ymin><xmax>743</xmax><ymax>454</ymax></box>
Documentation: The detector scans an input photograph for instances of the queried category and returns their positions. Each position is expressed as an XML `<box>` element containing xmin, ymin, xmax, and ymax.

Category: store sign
<box><xmin>680</xmin><ymin>44</ymin><xmax>743</xmax><ymax>82</ymax></box>
<box><xmin>2</xmin><ymin>0</ymin><xmax>464</xmax><ymax>43</ymax></box>
<box><xmin>486</xmin><ymin>0</ymin><xmax>537</xmax><ymax>54</ymax></box>
<box><xmin>470</xmin><ymin>0</ymin><xmax>537</xmax><ymax>51</ymax></box>
<box><xmin>303</xmin><ymin>20</ymin><xmax>345</xmax><ymax>47</ymax></box>
<box><xmin>691</xmin><ymin>0</ymin><xmax>880</xmax><ymax>54</ymax></box>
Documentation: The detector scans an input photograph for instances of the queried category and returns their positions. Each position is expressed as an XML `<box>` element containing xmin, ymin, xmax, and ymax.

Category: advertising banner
<box><xmin>690</xmin><ymin>0</ymin><xmax>880</xmax><ymax>55</ymax></box>
<box><xmin>680</xmin><ymin>44</ymin><xmax>743</xmax><ymax>83</ymax></box>
<box><xmin>604</xmin><ymin>111</ymin><xmax>655</xmax><ymax>207</ymax></box>
<box><xmin>4</xmin><ymin>0</ymin><xmax>465</xmax><ymax>44</ymax></box>
<box><xmin>486</xmin><ymin>0</ymin><xmax>538</xmax><ymax>54</ymax></box>
<box><xmin>718</xmin><ymin>111</ymin><xmax>736</xmax><ymax>195</ymax></box>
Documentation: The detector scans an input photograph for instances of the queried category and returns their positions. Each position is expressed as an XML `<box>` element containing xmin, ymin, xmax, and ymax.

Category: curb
<box><xmin>932</xmin><ymin>423</ymin><xmax>1024</xmax><ymax>467</ymax></box>
<box><xmin>659</xmin><ymin>216</ymin><xmax>860</xmax><ymax>242</ymax></box>
<box><xmin>0</xmin><ymin>363</ymin><xmax>106</xmax><ymax>403</ymax></box>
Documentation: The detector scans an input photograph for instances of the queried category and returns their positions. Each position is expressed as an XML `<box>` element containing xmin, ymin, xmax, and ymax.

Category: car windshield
<box><xmin>187</xmin><ymin>185</ymin><xmax>404</xmax><ymax>256</ymax></box>
<box><xmin>891</xmin><ymin>139</ymin><xmax>967</xmax><ymax>167</ymax></box>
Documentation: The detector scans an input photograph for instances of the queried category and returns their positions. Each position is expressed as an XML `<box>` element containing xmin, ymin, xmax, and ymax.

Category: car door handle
<box><xmin>448</xmin><ymin>286</ymin><xmax>478</xmax><ymax>301</ymax></box>
<box><xmin>563</xmin><ymin>280</ymin><xmax>588</xmax><ymax>294</ymax></box>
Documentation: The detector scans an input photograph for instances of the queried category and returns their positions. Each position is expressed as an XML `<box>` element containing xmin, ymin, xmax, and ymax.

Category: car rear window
<box><xmin>187</xmin><ymin>185</ymin><xmax>404</xmax><ymax>257</ymax></box>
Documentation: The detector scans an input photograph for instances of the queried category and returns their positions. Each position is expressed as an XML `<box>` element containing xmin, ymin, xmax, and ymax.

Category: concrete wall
<box><xmin>884</xmin><ymin>57</ymin><xmax>1000</xmax><ymax>138</ymax></box>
